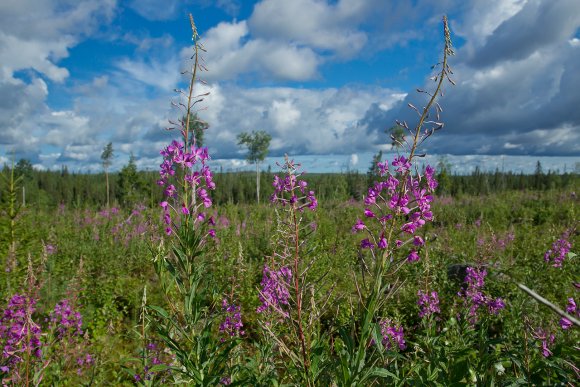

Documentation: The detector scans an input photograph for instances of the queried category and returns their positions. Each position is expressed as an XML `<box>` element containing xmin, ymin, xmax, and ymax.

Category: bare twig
<box><xmin>517</xmin><ymin>283</ymin><xmax>579</xmax><ymax>328</ymax></box>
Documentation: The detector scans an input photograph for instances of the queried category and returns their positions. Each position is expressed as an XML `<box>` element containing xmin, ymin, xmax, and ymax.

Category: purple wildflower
<box><xmin>257</xmin><ymin>266</ymin><xmax>292</xmax><ymax>317</ymax></box>
<box><xmin>559</xmin><ymin>317</ymin><xmax>572</xmax><ymax>330</ymax></box>
<box><xmin>531</xmin><ymin>328</ymin><xmax>555</xmax><ymax>357</ymax></box>
<box><xmin>459</xmin><ymin>267</ymin><xmax>505</xmax><ymax>322</ymax></box>
<box><xmin>417</xmin><ymin>290</ymin><xmax>440</xmax><ymax>318</ymax></box>
<box><xmin>44</xmin><ymin>244</ymin><xmax>57</xmax><ymax>255</ymax></box>
<box><xmin>377</xmin><ymin>234</ymin><xmax>388</xmax><ymax>249</ymax></box>
<box><xmin>271</xmin><ymin>161</ymin><xmax>318</xmax><ymax>212</ymax></box>
<box><xmin>487</xmin><ymin>298</ymin><xmax>505</xmax><ymax>315</ymax></box>
<box><xmin>219</xmin><ymin>298</ymin><xmax>245</xmax><ymax>339</ymax></box>
<box><xmin>361</xmin><ymin>239</ymin><xmax>375</xmax><ymax>249</ymax></box>
<box><xmin>407</xmin><ymin>250</ymin><xmax>420</xmax><ymax>262</ymax></box>
<box><xmin>559</xmin><ymin>297</ymin><xmax>577</xmax><ymax>330</ymax></box>
<box><xmin>392</xmin><ymin>155</ymin><xmax>411</xmax><ymax>173</ymax></box>
<box><xmin>544</xmin><ymin>237</ymin><xmax>572</xmax><ymax>268</ymax></box>
<box><xmin>378</xmin><ymin>319</ymin><xmax>406</xmax><ymax>350</ymax></box>
<box><xmin>49</xmin><ymin>299</ymin><xmax>83</xmax><ymax>338</ymax></box>
<box><xmin>352</xmin><ymin>219</ymin><xmax>365</xmax><ymax>233</ymax></box>
<box><xmin>0</xmin><ymin>294</ymin><xmax>43</xmax><ymax>369</ymax></box>
<box><xmin>425</xmin><ymin>165</ymin><xmax>438</xmax><ymax>191</ymax></box>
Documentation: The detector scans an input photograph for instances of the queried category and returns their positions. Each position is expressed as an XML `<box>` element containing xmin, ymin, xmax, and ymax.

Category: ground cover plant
<box><xmin>0</xmin><ymin>13</ymin><xmax>578</xmax><ymax>386</ymax></box>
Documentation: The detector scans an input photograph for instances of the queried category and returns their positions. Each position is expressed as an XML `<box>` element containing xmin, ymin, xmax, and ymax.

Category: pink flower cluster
<box><xmin>417</xmin><ymin>290</ymin><xmax>440</xmax><ymax>318</ymax></box>
<box><xmin>49</xmin><ymin>299</ymin><xmax>83</xmax><ymax>339</ymax></box>
<box><xmin>256</xmin><ymin>266</ymin><xmax>292</xmax><ymax>317</ymax></box>
<box><xmin>531</xmin><ymin>327</ymin><xmax>556</xmax><ymax>358</ymax></box>
<box><xmin>219</xmin><ymin>298</ymin><xmax>245</xmax><ymax>340</ymax></box>
<box><xmin>353</xmin><ymin>156</ymin><xmax>437</xmax><ymax>262</ymax></box>
<box><xmin>0</xmin><ymin>295</ymin><xmax>42</xmax><ymax>372</ymax></box>
<box><xmin>459</xmin><ymin>267</ymin><xmax>505</xmax><ymax>323</ymax></box>
<box><xmin>270</xmin><ymin>159</ymin><xmax>317</xmax><ymax>211</ymax></box>
<box><xmin>559</xmin><ymin>297</ymin><xmax>577</xmax><ymax>330</ymax></box>
<box><xmin>544</xmin><ymin>235</ymin><xmax>572</xmax><ymax>268</ymax></box>
<box><xmin>157</xmin><ymin>140</ymin><xmax>216</xmax><ymax>236</ymax></box>
<box><xmin>378</xmin><ymin>319</ymin><xmax>406</xmax><ymax>351</ymax></box>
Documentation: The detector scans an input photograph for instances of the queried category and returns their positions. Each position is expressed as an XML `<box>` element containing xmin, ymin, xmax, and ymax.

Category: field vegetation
<box><xmin>0</xmin><ymin>15</ymin><xmax>578</xmax><ymax>386</ymax></box>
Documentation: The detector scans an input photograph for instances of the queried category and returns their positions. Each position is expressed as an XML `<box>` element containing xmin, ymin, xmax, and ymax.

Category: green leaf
<box><xmin>370</xmin><ymin>367</ymin><xmax>399</xmax><ymax>380</ymax></box>
<box><xmin>148</xmin><ymin>305</ymin><xmax>170</xmax><ymax>319</ymax></box>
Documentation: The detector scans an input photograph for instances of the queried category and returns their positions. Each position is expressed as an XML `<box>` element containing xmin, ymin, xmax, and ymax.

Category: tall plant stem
<box><xmin>408</xmin><ymin>15</ymin><xmax>452</xmax><ymax>162</ymax></box>
<box><xmin>183</xmin><ymin>14</ymin><xmax>200</xmax><ymax>214</ymax></box>
<box><xmin>292</xmin><ymin>208</ymin><xmax>311</xmax><ymax>385</ymax></box>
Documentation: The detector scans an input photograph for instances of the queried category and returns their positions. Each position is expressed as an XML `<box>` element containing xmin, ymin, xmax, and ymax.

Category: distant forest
<box><xmin>1</xmin><ymin>158</ymin><xmax>578</xmax><ymax>209</ymax></box>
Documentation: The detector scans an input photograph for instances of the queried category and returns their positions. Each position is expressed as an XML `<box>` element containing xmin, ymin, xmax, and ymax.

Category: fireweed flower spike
<box><xmin>417</xmin><ymin>290</ymin><xmax>440</xmax><ymax>318</ymax></box>
<box><xmin>147</xmin><ymin>16</ymin><xmax>240</xmax><ymax>386</ymax></box>
<box><xmin>256</xmin><ymin>266</ymin><xmax>292</xmax><ymax>317</ymax></box>
<box><xmin>0</xmin><ymin>294</ymin><xmax>42</xmax><ymax>370</ymax></box>
<box><xmin>219</xmin><ymin>297</ymin><xmax>245</xmax><ymax>340</ymax></box>
<box><xmin>355</xmin><ymin>17</ymin><xmax>456</xmax><ymax>266</ymax></box>
<box><xmin>341</xmin><ymin>18</ymin><xmax>454</xmax><ymax>385</ymax></box>
<box><xmin>559</xmin><ymin>297</ymin><xmax>578</xmax><ymax>330</ymax></box>
<box><xmin>459</xmin><ymin>266</ymin><xmax>505</xmax><ymax>323</ymax></box>
<box><xmin>378</xmin><ymin>319</ymin><xmax>406</xmax><ymax>351</ymax></box>
<box><xmin>258</xmin><ymin>156</ymin><xmax>318</xmax><ymax>381</ymax></box>
<box><xmin>544</xmin><ymin>232</ymin><xmax>572</xmax><ymax>268</ymax></box>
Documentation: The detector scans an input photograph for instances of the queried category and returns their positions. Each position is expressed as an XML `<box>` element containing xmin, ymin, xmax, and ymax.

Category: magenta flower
<box><xmin>219</xmin><ymin>298</ymin><xmax>244</xmax><ymax>340</ymax></box>
<box><xmin>417</xmin><ymin>290</ymin><xmax>440</xmax><ymax>318</ymax></box>
<box><xmin>559</xmin><ymin>297</ymin><xmax>577</xmax><ymax>330</ymax></box>
<box><xmin>531</xmin><ymin>328</ymin><xmax>555</xmax><ymax>357</ymax></box>
<box><xmin>459</xmin><ymin>267</ymin><xmax>505</xmax><ymax>322</ymax></box>
<box><xmin>559</xmin><ymin>317</ymin><xmax>572</xmax><ymax>330</ymax></box>
<box><xmin>392</xmin><ymin>155</ymin><xmax>411</xmax><ymax>173</ymax></box>
<box><xmin>378</xmin><ymin>319</ymin><xmax>406</xmax><ymax>350</ymax></box>
<box><xmin>364</xmin><ymin>208</ymin><xmax>375</xmax><ymax>218</ymax></box>
<box><xmin>544</xmin><ymin>236</ymin><xmax>572</xmax><ymax>268</ymax></box>
<box><xmin>407</xmin><ymin>250</ymin><xmax>420</xmax><ymax>262</ymax></box>
<box><xmin>413</xmin><ymin>236</ymin><xmax>425</xmax><ymax>246</ymax></box>
<box><xmin>377</xmin><ymin>234</ymin><xmax>388</xmax><ymax>249</ymax></box>
<box><xmin>352</xmin><ymin>219</ymin><xmax>365</xmax><ymax>233</ymax></box>
<box><xmin>257</xmin><ymin>266</ymin><xmax>292</xmax><ymax>317</ymax></box>
<box><xmin>361</xmin><ymin>239</ymin><xmax>375</xmax><ymax>249</ymax></box>
<box><xmin>0</xmin><ymin>294</ymin><xmax>43</xmax><ymax>370</ymax></box>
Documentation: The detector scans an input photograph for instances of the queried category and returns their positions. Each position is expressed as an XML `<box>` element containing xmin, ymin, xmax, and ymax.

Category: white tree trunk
<box><xmin>105</xmin><ymin>171</ymin><xmax>110</xmax><ymax>208</ymax></box>
<box><xmin>256</xmin><ymin>162</ymin><xmax>260</xmax><ymax>204</ymax></box>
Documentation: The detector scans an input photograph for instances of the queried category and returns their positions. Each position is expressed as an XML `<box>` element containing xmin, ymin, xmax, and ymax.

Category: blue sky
<box><xmin>1</xmin><ymin>0</ymin><xmax>579</xmax><ymax>174</ymax></box>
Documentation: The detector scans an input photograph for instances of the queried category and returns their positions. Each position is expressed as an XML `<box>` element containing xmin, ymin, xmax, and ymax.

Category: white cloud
<box><xmin>116</xmin><ymin>57</ymin><xmax>181</xmax><ymax>90</ymax></box>
<box><xmin>199</xmin><ymin>21</ymin><xmax>320</xmax><ymax>81</ymax></box>
<box><xmin>0</xmin><ymin>0</ymin><xmax>117</xmax><ymax>165</ymax></box>
<box><xmin>270</xmin><ymin>100</ymin><xmax>301</xmax><ymax>133</ymax></box>
<box><xmin>193</xmin><ymin>84</ymin><xmax>404</xmax><ymax>158</ymax></box>
<box><xmin>452</xmin><ymin>0</ymin><xmax>527</xmax><ymax>49</ymax></box>
<box><xmin>350</xmin><ymin>153</ymin><xmax>359</xmax><ymax>166</ymax></box>
<box><xmin>0</xmin><ymin>0</ymin><xmax>116</xmax><ymax>81</ymax></box>
<box><xmin>371</xmin><ymin>0</ymin><xmax>580</xmax><ymax>157</ymax></box>
<box><xmin>249</xmin><ymin>0</ymin><xmax>368</xmax><ymax>58</ymax></box>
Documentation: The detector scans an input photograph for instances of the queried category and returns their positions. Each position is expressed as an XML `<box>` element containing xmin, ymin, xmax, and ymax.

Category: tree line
<box><xmin>1</xmin><ymin>158</ymin><xmax>577</xmax><ymax>210</ymax></box>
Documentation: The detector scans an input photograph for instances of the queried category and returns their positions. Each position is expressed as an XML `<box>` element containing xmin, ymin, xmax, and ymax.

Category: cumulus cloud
<box><xmin>467</xmin><ymin>0</ymin><xmax>580</xmax><ymax>68</ymax></box>
<box><xmin>199</xmin><ymin>20</ymin><xmax>320</xmax><ymax>82</ymax></box>
<box><xmin>127</xmin><ymin>0</ymin><xmax>182</xmax><ymax>21</ymax></box>
<box><xmin>0</xmin><ymin>0</ymin><xmax>116</xmax><ymax>82</ymax></box>
<box><xmin>116</xmin><ymin>57</ymin><xmax>181</xmax><ymax>90</ymax></box>
<box><xmin>248</xmin><ymin>0</ymin><xmax>368</xmax><ymax>58</ymax></box>
<box><xmin>0</xmin><ymin>0</ymin><xmax>117</xmax><ymax>164</ymax></box>
<box><xmin>362</xmin><ymin>0</ymin><xmax>580</xmax><ymax>157</ymax></box>
<box><xmin>192</xmin><ymin>84</ymin><xmax>404</xmax><ymax>159</ymax></box>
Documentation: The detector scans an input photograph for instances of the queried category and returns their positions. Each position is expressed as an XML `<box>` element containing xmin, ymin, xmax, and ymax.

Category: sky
<box><xmin>0</xmin><ymin>0</ymin><xmax>579</xmax><ymax>174</ymax></box>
